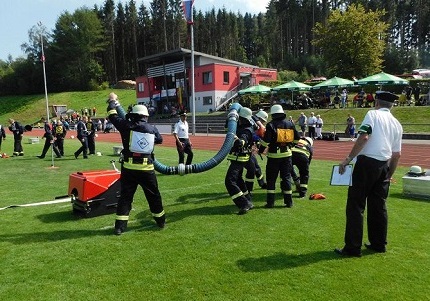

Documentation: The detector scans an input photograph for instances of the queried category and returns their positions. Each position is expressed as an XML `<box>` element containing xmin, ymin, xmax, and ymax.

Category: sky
<box><xmin>0</xmin><ymin>0</ymin><xmax>270</xmax><ymax>61</ymax></box>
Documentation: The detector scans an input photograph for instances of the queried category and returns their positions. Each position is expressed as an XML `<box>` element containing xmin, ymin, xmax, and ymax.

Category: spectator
<box><xmin>413</xmin><ymin>86</ymin><xmax>421</xmax><ymax>102</ymax></box>
<box><xmin>315</xmin><ymin>114</ymin><xmax>323</xmax><ymax>139</ymax></box>
<box><xmin>341</xmin><ymin>89</ymin><xmax>348</xmax><ymax>108</ymax></box>
<box><xmin>307</xmin><ymin>112</ymin><xmax>317</xmax><ymax>140</ymax></box>
<box><xmin>366</xmin><ymin>92</ymin><xmax>375</xmax><ymax>107</ymax></box>
<box><xmin>296</xmin><ymin>112</ymin><xmax>307</xmax><ymax>136</ymax></box>
<box><xmin>346</xmin><ymin>113</ymin><xmax>356</xmax><ymax>141</ymax></box>
<box><xmin>398</xmin><ymin>90</ymin><xmax>407</xmax><ymax>106</ymax></box>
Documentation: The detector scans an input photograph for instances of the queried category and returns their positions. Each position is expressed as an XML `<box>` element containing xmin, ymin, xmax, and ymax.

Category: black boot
<box><xmin>154</xmin><ymin>214</ymin><xmax>166</xmax><ymax>228</ymax></box>
<box><xmin>114</xmin><ymin>220</ymin><xmax>128</xmax><ymax>235</ymax></box>
<box><xmin>284</xmin><ymin>194</ymin><xmax>293</xmax><ymax>208</ymax></box>
<box><xmin>265</xmin><ymin>193</ymin><xmax>275</xmax><ymax>208</ymax></box>
<box><xmin>258</xmin><ymin>178</ymin><xmax>267</xmax><ymax>189</ymax></box>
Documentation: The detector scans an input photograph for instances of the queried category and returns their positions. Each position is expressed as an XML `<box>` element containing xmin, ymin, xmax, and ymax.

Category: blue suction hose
<box><xmin>154</xmin><ymin>103</ymin><xmax>242</xmax><ymax>175</ymax></box>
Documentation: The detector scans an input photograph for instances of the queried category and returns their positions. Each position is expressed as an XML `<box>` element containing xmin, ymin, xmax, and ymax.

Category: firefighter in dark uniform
<box><xmin>258</xmin><ymin>105</ymin><xmax>300</xmax><ymax>208</ymax></box>
<box><xmin>54</xmin><ymin>120</ymin><xmax>67</xmax><ymax>156</ymax></box>
<box><xmin>335</xmin><ymin>91</ymin><xmax>402</xmax><ymax>257</ymax></box>
<box><xmin>86</xmin><ymin>116</ymin><xmax>97</xmax><ymax>155</ymax></box>
<box><xmin>74</xmin><ymin>116</ymin><xmax>89</xmax><ymax>159</ymax></box>
<box><xmin>0</xmin><ymin>123</ymin><xmax>6</xmax><ymax>152</ymax></box>
<box><xmin>244</xmin><ymin>110</ymin><xmax>268</xmax><ymax>194</ymax></box>
<box><xmin>291</xmin><ymin>136</ymin><xmax>313</xmax><ymax>198</ymax></box>
<box><xmin>225</xmin><ymin>107</ymin><xmax>255</xmax><ymax>215</ymax></box>
<box><xmin>38</xmin><ymin>117</ymin><xmax>61</xmax><ymax>159</ymax></box>
<box><xmin>8</xmin><ymin>118</ymin><xmax>24</xmax><ymax>156</ymax></box>
<box><xmin>107</xmin><ymin>99</ymin><xmax>165</xmax><ymax>234</ymax></box>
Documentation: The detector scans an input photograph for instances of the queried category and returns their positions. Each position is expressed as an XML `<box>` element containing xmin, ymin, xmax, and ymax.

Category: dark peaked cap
<box><xmin>375</xmin><ymin>91</ymin><xmax>399</xmax><ymax>102</ymax></box>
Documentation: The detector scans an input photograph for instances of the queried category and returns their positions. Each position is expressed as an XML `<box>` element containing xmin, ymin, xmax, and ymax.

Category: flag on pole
<box><xmin>181</xmin><ymin>0</ymin><xmax>194</xmax><ymax>24</ymax></box>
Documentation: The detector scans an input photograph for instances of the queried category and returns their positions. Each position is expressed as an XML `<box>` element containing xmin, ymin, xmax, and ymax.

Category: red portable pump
<box><xmin>69</xmin><ymin>162</ymin><xmax>121</xmax><ymax>217</ymax></box>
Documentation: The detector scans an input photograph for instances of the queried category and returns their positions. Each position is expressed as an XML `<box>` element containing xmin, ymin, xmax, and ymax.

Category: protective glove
<box><xmin>233</xmin><ymin>139</ymin><xmax>244</xmax><ymax>149</ymax></box>
<box><xmin>107</xmin><ymin>100</ymin><xmax>120</xmax><ymax>114</ymax></box>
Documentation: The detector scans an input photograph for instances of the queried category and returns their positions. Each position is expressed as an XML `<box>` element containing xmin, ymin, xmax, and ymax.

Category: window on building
<box><xmin>138</xmin><ymin>82</ymin><xmax>144</xmax><ymax>92</ymax></box>
<box><xmin>203</xmin><ymin>96</ymin><xmax>213</xmax><ymax>105</ymax></box>
<box><xmin>203</xmin><ymin>71</ymin><xmax>213</xmax><ymax>84</ymax></box>
<box><xmin>223</xmin><ymin>71</ymin><xmax>229</xmax><ymax>84</ymax></box>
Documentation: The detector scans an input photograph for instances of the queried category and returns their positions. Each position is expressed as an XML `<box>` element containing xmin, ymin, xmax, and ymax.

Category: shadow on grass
<box><xmin>0</xmin><ymin>228</ymin><xmax>114</xmax><ymax>244</ymax></box>
<box><xmin>236</xmin><ymin>250</ymin><xmax>339</xmax><ymax>271</ymax></box>
<box><xmin>390</xmin><ymin>192</ymin><xmax>430</xmax><ymax>203</ymax></box>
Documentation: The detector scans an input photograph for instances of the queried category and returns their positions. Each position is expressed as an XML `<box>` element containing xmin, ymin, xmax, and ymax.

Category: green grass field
<box><xmin>0</xmin><ymin>137</ymin><xmax>428</xmax><ymax>301</ymax></box>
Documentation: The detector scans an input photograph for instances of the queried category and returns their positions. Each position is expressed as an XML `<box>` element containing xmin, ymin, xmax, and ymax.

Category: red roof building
<box><xmin>136</xmin><ymin>48</ymin><xmax>277</xmax><ymax>113</ymax></box>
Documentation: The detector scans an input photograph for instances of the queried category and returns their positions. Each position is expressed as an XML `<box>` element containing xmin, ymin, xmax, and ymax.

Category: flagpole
<box><xmin>38</xmin><ymin>21</ymin><xmax>55</xmax><ymax>168</ymax></box>
<box><xmin>191</xmin><ymin>16</ymin><xmax>195</xmax><ymax>135</ymax></box>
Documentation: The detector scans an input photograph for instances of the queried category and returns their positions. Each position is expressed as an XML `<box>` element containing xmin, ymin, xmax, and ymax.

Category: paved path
<box><xmin>29</xmin><ymin>129</ymin><xmax>430</xmax><ymax>167</ymax></box>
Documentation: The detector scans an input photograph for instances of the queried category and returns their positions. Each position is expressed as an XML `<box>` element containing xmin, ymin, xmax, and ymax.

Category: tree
<box><xmin>312</xmin><ymin>4</ymin><xmax>388</xmax><ymax>78</ymax></box>
<box><xmin>49</xmin><ymin>8</ymin><xmax>107</xmax><ymax>91</ymax></box>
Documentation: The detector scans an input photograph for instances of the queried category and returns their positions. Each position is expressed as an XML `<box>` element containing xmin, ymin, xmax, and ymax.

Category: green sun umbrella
<box><xmin>272</xmin><ymin>80</ymin><xmax>312</xmax><ymax>102</ymax></box>
<box><xmin>312</xmin><ymin>76</ymin><xmax>355</xmax><ymax>90</ymax></box>
<box><xmin>355</xmin><ymin>72</ymin><xmax>409</xmax><ymax>87</ymax></box>
<box><xmin>272</xmin><ymin>80</ymin><xmax>312</xmax><ymax>92</ymax></box>
<box><xmin>238</xmin><ymin>84</ymin><xmax>271</xmax><ymax>94</ymax></box>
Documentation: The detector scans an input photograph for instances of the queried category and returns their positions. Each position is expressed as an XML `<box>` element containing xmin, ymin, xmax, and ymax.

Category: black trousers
<box><xmin>41</xmin><ymin>135</ymin><xmax>61</xmax><ymax>157</ymax></box>
<box><xmin>55</xmin><ymin>137</ymin><xmax>65</xmax><ymax>156</ymax></box>
<box><xmin>87</xmin><ymin>135</ymin><xmax>96</xmax><ymax>154</ymax></box>
<box><xmin>225</xmin><ymin>160</ymin><xmax>249</xmax><ymax>209</ymax></box>
<box><xmin>75</xmin><ymin>136</ymin><xmax>88</xmax><ymax>158</ymax></box>
<box><xmin>265</xmin><ymin>156</ymin><xmax>293</xmax><ymax>205</ymax></box>
<box><xmin>13</xmin><ymin>136</ymin><xmax>23</xmax><ymax>154</ymax></box>
<box><xmin>344</xmin><ymin>155</ymin><xmax>390</xmax><ymax>252</ymax></box>
<box><xmin>308</xmin><ymin>126</ymin><xmax>316</xmax><ymax>139</ymax></box>
<box><xmin>245</xmin><ymin>154</ymin><xmax>265</xmax><ymax>191</ymax></box>
<box><xmin>291</xmin><ymin>152</ymin><xmax>310</xmax><ymax>195</ymax></box>
<box><xmin>117</xmin><ymin>167</ymin><xmax>164</xmax><ymax>219</ymax></box>
<box><xmin>177</xmin><ymin>138</ymin><xmax>193</xmax><ymax>165</ymax></box>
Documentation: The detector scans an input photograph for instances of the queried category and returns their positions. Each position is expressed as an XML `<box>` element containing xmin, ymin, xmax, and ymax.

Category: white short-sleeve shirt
<box><xmin>358</xmin><ymin>108</ymin><xmax>403</xmax><ymax>161</ymax></box>
<box><xmin>173</xmin><ymin>120</ymin><xmax>189</xmax><ymax>139</ymax></box>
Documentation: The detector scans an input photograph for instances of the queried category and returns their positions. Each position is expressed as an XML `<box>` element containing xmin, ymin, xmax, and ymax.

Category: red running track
<box><xmin>29</xmin><ymin>129</ymin><xmax>430</xmax><ymax>168</ymax></box>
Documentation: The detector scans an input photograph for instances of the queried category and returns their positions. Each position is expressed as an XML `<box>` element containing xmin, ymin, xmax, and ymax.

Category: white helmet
<box><xmin>239</xmin><ymin>107</ymin><xmax>252</xmax><ymax>120</ymax></box>
<box><xmin>255</xmin><ymin>110</ymin><xmax>268</xmax><ymax>122</ymax></box>
<box><xmin>132</xmin><ymin>105</ymin><xmax>149</xmax><ymax>116</ymax></box>
<box><xmin>408</xmin><ymin>165</ymin><xmax>425</xmax><ymax>176</ymax></box>
<box><xmin>305</xmin><ymin>137</ymin><xmax>313</xmax><ymax>146</ymax></box>
<box><xmin>270</xmin><ymin>104</ymin><xmax>284</xmax><ymax>115</ymax></box>
<box><xmin>109</xmin><ymin>92</ymin><xmax>118</xmax><ymax>101</ymax></box>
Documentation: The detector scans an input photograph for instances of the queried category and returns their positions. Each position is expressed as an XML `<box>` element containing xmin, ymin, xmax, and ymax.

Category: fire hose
<box><xmin>115</xmin><ymin>103</ymin><xmax>242</xmax><ymax>176</ymax></box>
<box><xmin>155</xmin><ymin>102</ymin><xmax>242</xmax><ymax>175</ymax></box>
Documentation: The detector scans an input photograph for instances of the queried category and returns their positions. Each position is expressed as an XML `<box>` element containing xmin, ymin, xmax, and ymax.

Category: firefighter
<box><xmin>74</xmin><ymin>116</ymin><xmax>89</xmax><ymax>159</ymax></box>
<box><xmin>0</xmin><ymin>123</ymin><xmax>6</xmax><ymax>152</ymax></box>
<box><xmin>107</xmin><ymin>98</ymin><xmax>165</xmax><ymax>234</ymax></box>
<box><xmin>38</xmin><ymin>117</ymin><xmax>61</xmax><ymax>159</ymax></box>
<box><xmin>244</xmin><ymin>110</ymin><xmax>268</xmax><ymax>194</ymax></box>
<box><xmin>8</xmin><ymin>118</ymin><xmax>24</xmax><ymax>156</ymax></box>
<box><xmin>86</xmin><ymin>116</ymin><xmax>97</xmax><ymax>155</ymax></box>
<box><xmin>54</xmin><ymin>120</ymin><xmax>67</xmax><ymax>156</ymax></box>
<box><xmin>291</xmin><ymin>136</ymin><xmax>314</xmax><ymax>198</ymax></box>
<box><xmin>258</xmin><ymin>105</ymin><xmax>300</xmax><ymax>208</ymax></box>
<box><xmin>225</xmin><ymin>107</ymin><xmax>255</xmax><ymax>215</ymax></box>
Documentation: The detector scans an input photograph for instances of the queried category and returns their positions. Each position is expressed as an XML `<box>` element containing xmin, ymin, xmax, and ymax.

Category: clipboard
<box><xmin>330</xmin><ymin>164</ymin><xmax>353</xmax><ymax>186</ymax></box>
